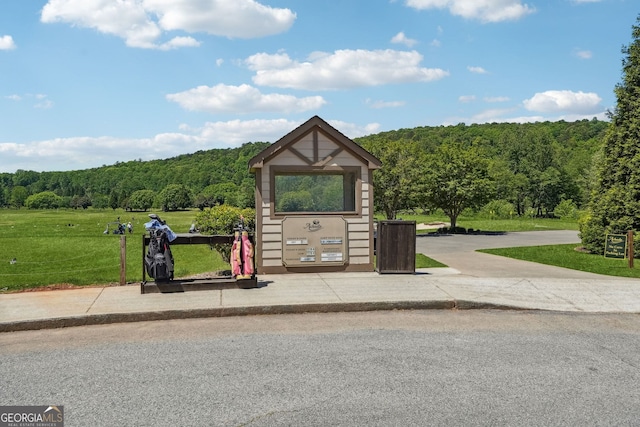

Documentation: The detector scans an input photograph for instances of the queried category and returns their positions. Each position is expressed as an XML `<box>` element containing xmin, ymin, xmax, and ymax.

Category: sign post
<box><xmin>628</xmin><ymin>230</ymin><xmax>634</xmax><ymax>269</ymax></box>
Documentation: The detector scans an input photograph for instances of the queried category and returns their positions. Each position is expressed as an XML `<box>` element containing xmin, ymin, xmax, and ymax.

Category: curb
<box><xmin>0</xmin><ymin>299</ymin><xmax>540</xmax><ymax>333</ymax></box>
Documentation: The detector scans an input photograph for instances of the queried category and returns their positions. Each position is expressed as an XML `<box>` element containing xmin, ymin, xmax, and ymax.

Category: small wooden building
<box><xmin>249</xmin><ymin>116</ymin><xmax>381</xmax><ymax>274</ymax></box>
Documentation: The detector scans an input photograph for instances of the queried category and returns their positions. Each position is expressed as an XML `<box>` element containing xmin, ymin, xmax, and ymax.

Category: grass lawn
<box><xmin>0</xmin><ymin>209</ymin><xmax>228</xmax><ymax>291</ymax></box>
<box><xmin>5</xmin><ymin>208</ymin><xmax>623</xmax><ymax>290</ymax></box>
<box><xmin>391</xmin><ymin>212</ymin><xmax>579</xmax><ymax>233</ymax></box>
<box><xmin>479</xmin><ymin>244</ymin><xmax>640</xmax><ymax>278</ymax></box>
<box><xmin>416</xmin><ymin>253</ymin><xmax>447</xmax><ymax>268</ymax></box>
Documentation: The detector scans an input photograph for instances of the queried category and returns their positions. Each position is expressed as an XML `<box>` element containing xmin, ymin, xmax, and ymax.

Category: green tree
<box><xmin>277</xmin><ymin>190</ymin><xmax>313</xmax><ymax>212</ymax></box>
<box><xmin>196</xmin><ymin>182</ymin><xmax>239</xmax><ymax>209</ymax></box>
<box><xmin>421</xmin><ymin>142</ymin><xmax>494</xmax><ymax>229</ymax></box>
<box><xmin>157</xmin><ymin>184</ymin><xmax>193</xmax><ymax>211</ymax></box>
<box><xmin>70</xmin><ymin>195</ymin><xmax>91</xmax><ymax>209</ymax></box>
<box><xmin>109</xmin><ymin>190</ymin><xmax>120</xmax><ymax>210</ymax></box>
<box><xmin>580</xmin><ymin>15</ymin><xmax>640</xmax><ymax>256</ymax></box>
<box><xmin>25</xmin><ymin>191</ymin><xmax>63</xmax><ymax>209</ymax></box>
<box><xmin>128</xmin><ymin>189</ymin><xmax>156</xmax><ymax>211</ymax></box>
<box><xmin>0</xmin><ymin>183</ymin><xmax>7</xmax><ymax>207</ymax></box>
<box><xmin>91</xmin><ymin>194</ymin><xmax>109</xmax><ymax>209</ymax></box>
<box><xmin>361</xmin><ymin>139</ymin><xmax>424</xmax><ymax>219</ymax></box>
<box><xmin>10</xmin><ymin>186</ymin><xmax>28</xmax><ymax>208</ymax></box>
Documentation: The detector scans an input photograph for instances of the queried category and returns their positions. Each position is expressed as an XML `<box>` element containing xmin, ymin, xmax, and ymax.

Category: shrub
<box><xmin>554</xmin><ymin>199</ymin><xmax>578</xmax><ymax>219</ymax></box>
<box><xmin>480</xmin><ymin>199</ymin><xmax>515</xmax><ymax>219</ymax></box>
<box><xmin>437</xmin><ymin>226</ymin><xmax>467</xmax><ymax>234</ymax></box>
<box><xmin>25</xmin><ymin>191</ymin><xmax>63</xmax><ymax>209</ymax></box>
<box><xmin>578</xmin><ymin>211</ymin><xmax>605</xmax><ymax>255</ymax></box>
<box><xmin>194</xmin><ymin>205</ymin><xmax>255</xmax><ymax>262</ymax></box>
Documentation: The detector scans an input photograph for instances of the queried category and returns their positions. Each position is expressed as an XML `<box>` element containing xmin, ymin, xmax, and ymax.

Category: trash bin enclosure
<box><xmin>249</xmin><ymin>116</ymin><xmax>382</xmax><ymax>274</ymax></box>
<box><xmin>376</xmin><ymin>220</ymin><xmax>416</xmax><ymax>274</ymax></box>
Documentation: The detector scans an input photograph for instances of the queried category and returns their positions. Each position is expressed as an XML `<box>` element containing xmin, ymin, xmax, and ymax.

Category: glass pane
<box><xmin>275</xmin><ymin>173</ymin><xmax>355</xmax><ymax>213</ymax></box>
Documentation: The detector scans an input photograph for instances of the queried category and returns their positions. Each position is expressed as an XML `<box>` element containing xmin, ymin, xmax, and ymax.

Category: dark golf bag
<box><xmin>144</xmin><ymin>228</ymin><xmax>174</xmax><ymax>281</ymax></box>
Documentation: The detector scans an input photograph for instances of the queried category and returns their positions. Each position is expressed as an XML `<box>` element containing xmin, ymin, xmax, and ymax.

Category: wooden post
<box><xmin>120</xmin><ymin>235</ymin><xmax>127</xmax><ymax>285</ymax></box>
<box><xmin>142</xmin><ymin>234</ymin><xmax>146</xmax><ymax>283</ymax></box>
<box><xmin>628</xmin><ymin>230</ymin><xmax>634</xmax><ymax>269</ymax></box>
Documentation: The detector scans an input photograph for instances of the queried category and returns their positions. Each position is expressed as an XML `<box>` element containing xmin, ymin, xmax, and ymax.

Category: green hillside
<box><xmin>0</xmin><ymin>119</ymin><xmax>608</xmax><ymax>216</ymax></box>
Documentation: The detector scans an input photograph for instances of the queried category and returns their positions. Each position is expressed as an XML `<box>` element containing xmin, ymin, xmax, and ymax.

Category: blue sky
<box><xmin>0</xmin><ymin>0</ymin><xmax>637</xmax><ymax>173</ymax></box>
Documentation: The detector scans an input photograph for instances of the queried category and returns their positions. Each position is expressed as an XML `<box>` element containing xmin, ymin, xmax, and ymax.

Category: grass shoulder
<box><xmin>479</xmin><ymin>244</ymin><xmax>640</xmax><ymax>278</ymax></box>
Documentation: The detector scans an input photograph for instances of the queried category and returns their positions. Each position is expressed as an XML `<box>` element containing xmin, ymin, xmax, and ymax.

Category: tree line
<box><xmin>358</xmin><ymin>118</ymin><xmax>607</xmax><ymax>226</ymax></box>
<box><xmin>0</xmin><ymin>142</ymin><xmax>270</xmax><ymax>211</ymax></box>
<box><xmin>0</xmin><ymin>121</ymin><xmax>607</xmax><ymax>217</ymax></box>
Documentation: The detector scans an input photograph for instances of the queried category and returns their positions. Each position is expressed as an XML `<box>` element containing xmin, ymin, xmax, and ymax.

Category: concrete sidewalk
<box><xmin>2</xmin><ymin>268</ymin><xmax>640</xmax><ymax>332</ymax></box>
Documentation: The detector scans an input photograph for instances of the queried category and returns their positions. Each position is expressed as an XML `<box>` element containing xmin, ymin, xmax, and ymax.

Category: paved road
<box><xmin>2</xmin><ymin>311</ymin><xmax>639</xmax><ymax>426</ymax></box>
<box><xmin>416</xmin><ymin>230</ymin><xmax>619</xmax><ymax>278</ymax></box>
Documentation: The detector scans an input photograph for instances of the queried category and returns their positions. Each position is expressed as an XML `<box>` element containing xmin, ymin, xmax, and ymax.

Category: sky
<box><xmin>0</xmin><ymin>0</ymin><xmax>637</xmax><ymax>173</ymax></box>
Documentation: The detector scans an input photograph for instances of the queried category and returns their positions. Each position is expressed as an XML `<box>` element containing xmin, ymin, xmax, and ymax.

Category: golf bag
<box><xmin>230</xmin><ymin>217</ymin><xmax>255</xmax><ymax>280</ymax></box>
<box><xmin>144</xmin><ymin>215</ymin><xmax>175</xmax><ymax>281</ymax></box>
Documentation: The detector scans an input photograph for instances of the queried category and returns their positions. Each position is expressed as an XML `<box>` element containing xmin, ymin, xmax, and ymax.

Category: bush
<box><xmin>554</xmin><ymin>199</ymin><xmax>578</xmax><ymax>219</ymax></box>
<box><xmin>578</xmin><ymin>211</ymin><xmax>605</xmax><ymax>255</ymax></box>
<box><xmin>25</xmin><ymin>191</ymin><xmax>63</xmax><ymax>209</ymax></box>
<box><xmin>194</xmin><ymin>205</ymin><xmax>255</xmax><ymax>262</ymax></box>
<box><xmin>437</xmin><ymin>226</ymin><xmax>467</xmax><ymax>234</ymax></box>
<box><xmin>480</xmin><ymin>200</ymin><xmax>515</xmax><ymax>219</ymax></box>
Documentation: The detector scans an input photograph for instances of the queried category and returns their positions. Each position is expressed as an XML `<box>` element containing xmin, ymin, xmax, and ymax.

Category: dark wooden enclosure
<box><xmin>375</xmin><ymin>221</ymin><xmax>416</xmax><ymax>274</ymax></box>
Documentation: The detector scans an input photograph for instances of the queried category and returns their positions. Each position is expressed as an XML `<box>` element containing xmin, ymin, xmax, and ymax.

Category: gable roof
<box><xmin>248</xmin><ymin>115</ymin><xmax>381</xmax><ymax>171</ymax></box>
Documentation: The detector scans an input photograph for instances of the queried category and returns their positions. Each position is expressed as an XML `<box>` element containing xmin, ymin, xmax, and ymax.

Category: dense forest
<box><xmin>0</xmin><ymin>119</ymin><xmax>608</xmax><ymax>218</ymax></box>
<box><xmin>359</xmin><ymin>118</ymin><xmax>608</xmax><ymax>222</ymax></box>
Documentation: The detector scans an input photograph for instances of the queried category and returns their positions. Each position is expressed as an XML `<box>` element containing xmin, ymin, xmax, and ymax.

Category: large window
<box><xmin>274</xmin><ymin>169</ymin><xmax>357</xmax><ymax>214</ymax></box>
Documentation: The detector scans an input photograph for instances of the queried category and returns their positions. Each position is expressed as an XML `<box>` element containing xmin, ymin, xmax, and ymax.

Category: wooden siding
<box><xmin>254</xmin><ymin>125</ymin><xmax>376</xmax><ymax>272</ymax></box>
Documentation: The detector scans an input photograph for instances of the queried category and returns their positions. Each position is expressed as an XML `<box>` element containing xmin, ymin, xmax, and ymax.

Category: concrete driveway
<box><xmin>416</xmin><ymin>230</ymin><xmax>624</xmax><ymax>279</ymax></box>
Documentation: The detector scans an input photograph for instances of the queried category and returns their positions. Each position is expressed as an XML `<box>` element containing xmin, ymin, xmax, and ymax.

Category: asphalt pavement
<box><xmin>2</xmin><ymin>230</ymin><xmax>640</xmax><ymax>332</ymax></box>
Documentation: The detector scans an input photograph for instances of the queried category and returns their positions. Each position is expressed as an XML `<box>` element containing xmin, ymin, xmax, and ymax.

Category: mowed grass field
<box><xmin>2</xmin><ymin>208</ymin><xmax>629</xmax><ymax>291</ymax></box>
<box><xmin>0</xmin><ymin>209</ymin><xmax>228</xmax><ymax>291</ymax></box>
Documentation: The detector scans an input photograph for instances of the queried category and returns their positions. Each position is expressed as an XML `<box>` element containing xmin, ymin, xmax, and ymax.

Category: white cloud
<box><xmin>326</xmin><ymin>120</ymin><xmax>381</xmax><ymax>137</ymax></box>
<box><xmin>523</xmin><ymin>90</ymin><xmax>602</xmax><ymax>114</ymax></box>
<box><xmin>484</xmin><ymin>96</ymin><xmax>510</xmax><ymax>102</ymax></box>
<box><xmin>405</xmin><ymin>0</ymin><xmax>535</xmax><ymax>23</ymax></box>
<box><xmin>574</xmin><ymin>49</ymin><xmax>592</xmax><ymax>59</ymax></box>
<box><xmin>366</xmin><ymin>99</ymin><xmax>406</xmax><ymax>109</ymax></box>
<box><xmin>447</xmin><ymin>106</ymin><xmax>608</xmax><ymax>126</ymax></box>
<box><xmin>471</xmin><ymin>108</ymin><xmax>522</xmax><ymax>122</ymax></box>
<box><xmin>246</xmin><ymin>49</ymin><xmax>449</xmax><ymax>90</ymax></box>
<box><xmin>5</xmin><ymin>93</ymin><xmax>53</xmax><ymax>108</ymax></box>
<box><xmin>145</xmin><ymin>0</ymin><xmax>296</xmax><ymax>38</ymax></box>
<box><xmin>459</xmin><ymin>95</ymin><xmax>476</xmax><ymax>103</ymax></box>
<box><xmin>34</xmin><ymin>99</ymin><xmax>54</xmax><ymax>109</ymax></box>
<box><xmin>0</xmin><ymin>35</ymin><xmax>16</xmax><ymax>50</ymax></box>
<box><xmin>166</xmin><ymin>84</ymin><xmax>326</xmax><ymax>114</ymax></box>
<box><xmin>467</xmin><ymin>65</ymin><xmax>487</xmax><ymax>74</ymax></box>
<box><xmin>40</xmin><ymin>0</ymin><xmax>295</xmax><ymax>49</ymax></box>
<box><xmin>391</xmin><ymin>31</ymin><xmax>418</xmax><ymax>47</ymax></box>
<box><xmin>0</xmin><ymin>118</ymin><xmax>379</xmax><ymax>172</ymax></box>
<box><xmin>430</xmin><ymin>39</ymin><xmax>442</xmax><ymax>47</ymax></box>
<box><xmin>157</xmin><ymin>36</ymin><xmax>200</xmax><ymax>50</ymax></box>
<box><xmin>41</xmin><ymin>0</ymin><xmax>163</xmax><ymax>49</ymax></box>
